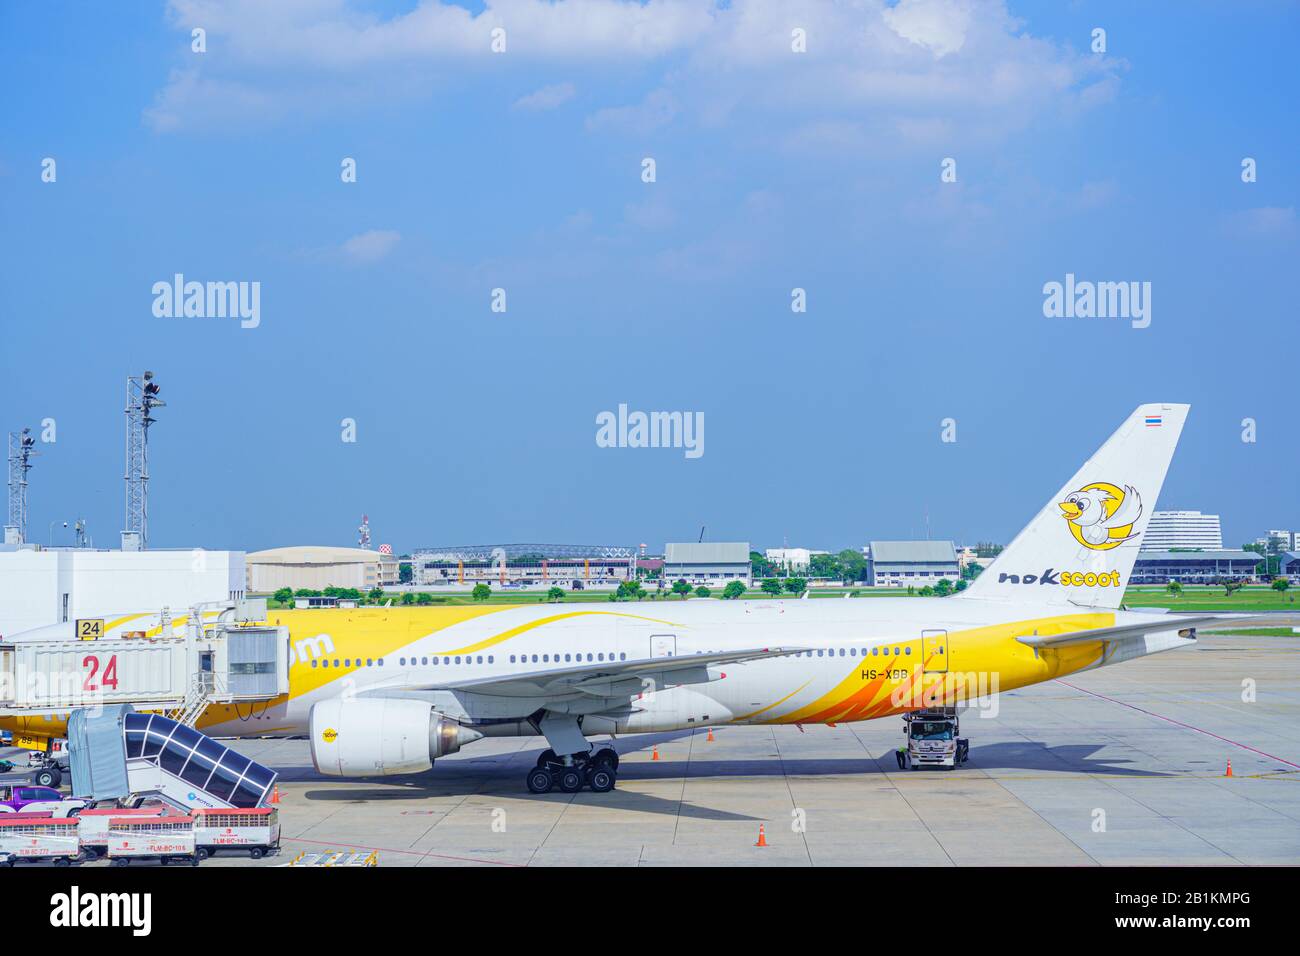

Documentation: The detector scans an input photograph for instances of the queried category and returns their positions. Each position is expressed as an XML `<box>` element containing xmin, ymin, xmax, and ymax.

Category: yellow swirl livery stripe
<box><xmin>438</xmin><ymin>610</ymin><xmax>684</xmax><ymax>655</ymax></box>
<box><xmin>731</xmin><ymin>680</ymin><xmax>812</xmax><ymax>722</ymax></box>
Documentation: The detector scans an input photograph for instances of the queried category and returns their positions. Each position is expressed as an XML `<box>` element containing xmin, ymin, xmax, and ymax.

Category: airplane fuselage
<box><xmin>187</xmin><ymin>598</ymin><xmax>1165</xmax><ymax>740</ymax></box>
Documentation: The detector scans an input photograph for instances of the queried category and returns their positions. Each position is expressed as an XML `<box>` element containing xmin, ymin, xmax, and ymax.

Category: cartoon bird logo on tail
<box><xmin>1058</xmin><ymin>481</ymin><xmax>1143</xmax><ymax>550</ymax></box>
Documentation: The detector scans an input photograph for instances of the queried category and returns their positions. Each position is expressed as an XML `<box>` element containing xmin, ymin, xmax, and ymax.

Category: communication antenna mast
<box><xmin>123</xmin><ymin>370</ymin><xmax>164</xmax><ymax>551</ymax></box>
<box><xmin>74</xmin><ymin>518</ymin><xmax>91</xmax><ymax>549</ymax></box>
<box><xmin>358</xmin><ymin>514</ymin><xmax>371</xmax><ymax>549</ymax></box>
<box><xmin>5</xmin><ymin>427</ymin><xmax>37</xmax><ymax>545</ymax></box>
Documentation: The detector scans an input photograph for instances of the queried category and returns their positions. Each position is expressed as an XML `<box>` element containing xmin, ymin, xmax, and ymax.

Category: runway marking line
<box><xmin>1057</xmin><ymin>679</ymin><xmax>1300</xmax><ymax>770</ymax></box>
<box><xmin>283</xmin><ymin>835</ymin><xmax>525</xmax><ymax>867</ymax></box>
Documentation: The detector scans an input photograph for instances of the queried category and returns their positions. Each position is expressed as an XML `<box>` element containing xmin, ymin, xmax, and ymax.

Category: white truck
<box><xmin>897</xmin><ymin>708</ymin><xmax>970</xmax><ymax>770</ymax></box>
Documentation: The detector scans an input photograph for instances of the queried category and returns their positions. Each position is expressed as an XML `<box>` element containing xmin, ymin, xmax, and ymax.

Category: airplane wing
<box><xmin>1016</xmin><ymin>614</ymin><xmax>1300</xmax><ymax>648</ymax></box>
<box><xmin>395</xmin><ymin>646</ymin><xmax>805</xmax><ymax>699</ymax></box>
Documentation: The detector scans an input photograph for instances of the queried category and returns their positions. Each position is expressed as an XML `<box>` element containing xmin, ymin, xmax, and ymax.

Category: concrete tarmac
<box><xmin>232</xmin><ymin>632</ymin><xmax>1300</xmax><ymax>867</ymax></box>
<box><xmin>6</xmin><ymin>632</ymin><xmax>1297</xmax><ymax>866</ymax></box>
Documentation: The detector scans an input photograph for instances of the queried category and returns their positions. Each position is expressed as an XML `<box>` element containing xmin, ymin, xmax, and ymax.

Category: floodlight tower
<box><xmin>5</xmin><ymin>427</ymin><xmax>37</xmax><ymax>545</ymax></box>
<box><xmin>123</xmin><ymin>370</ymin><xmax>164</xmax><ymax>551</ymax></box>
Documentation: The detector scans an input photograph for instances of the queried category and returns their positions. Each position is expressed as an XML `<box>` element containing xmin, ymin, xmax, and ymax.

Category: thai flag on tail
<box><xmin>1145</xmin><ymin>415</ymin><xmax>1163</xmax><ymax>427</ymax></box>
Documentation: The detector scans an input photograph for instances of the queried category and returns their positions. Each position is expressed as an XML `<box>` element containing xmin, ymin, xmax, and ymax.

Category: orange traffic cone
<box><xmin>652</xmin><ymin>746</ymin><xmax>660</xmax><ymax>761</ymax></box>
<box><xmin>1225</xmin><ymin>760</ymin><xmax>1233</xmax><ymax>778</ymax></box>
<box><xmin>755</xmin><ymin>825</ymin><xmax>768</xmax><ymax>847</ymax></box>
<box><xmin>706</xmin><ymin>728</ymin><xmax>714</xmax><ymax>742</ymax></box>
<box><xmin>270</xmin><ymin>785</ymin><xmax>282</xmax><ymax>804</ymax></box>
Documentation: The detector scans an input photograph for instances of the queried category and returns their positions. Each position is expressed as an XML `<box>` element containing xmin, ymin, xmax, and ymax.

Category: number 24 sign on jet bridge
<box><xmin>82</xmin><ymin>655</ymin><xmax>120</xmax><ymax>691</ymax></box>
<box><xmin>76</xmin><ymin>618</ymin><xmax>104</xmax><ymax>641</ymax></box>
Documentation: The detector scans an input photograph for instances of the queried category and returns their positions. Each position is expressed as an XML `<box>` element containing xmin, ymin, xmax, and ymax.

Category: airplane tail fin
<box><xmin>962</xmin><ymin>403</ymin><xmax>1189</xmax><ymax>609</ymax></box>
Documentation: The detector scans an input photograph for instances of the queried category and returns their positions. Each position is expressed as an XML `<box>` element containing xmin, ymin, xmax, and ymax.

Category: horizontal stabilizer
<box><xmin>1016</xmin><ymin>614</ymin><xmax>1300</xmax><ymax>648</ymax></box>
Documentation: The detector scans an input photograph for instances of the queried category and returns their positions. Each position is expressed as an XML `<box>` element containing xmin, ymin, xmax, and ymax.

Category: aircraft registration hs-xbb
<box><xmin>2</xmin><ymin>404</ymin><xmax>1276</xmax><ymax>794</ymax></box>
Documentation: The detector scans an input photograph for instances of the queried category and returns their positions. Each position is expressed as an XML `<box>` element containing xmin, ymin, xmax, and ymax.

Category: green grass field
<box><xmin>1121</xmin><ymin>585</ymin><xmax>1299</xmax><ymax>612</ymax></box>
<box><xmin>261</xmin><ymin>583</ymin><xmax>1298</xmax><ymax>613</ymax></box>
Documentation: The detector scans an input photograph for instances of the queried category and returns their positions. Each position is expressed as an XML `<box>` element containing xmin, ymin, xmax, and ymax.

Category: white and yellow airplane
<box><xmin>1</xmin><ymin>403</ymin><xmax>1257</xmax><ymax>794</ymax></box>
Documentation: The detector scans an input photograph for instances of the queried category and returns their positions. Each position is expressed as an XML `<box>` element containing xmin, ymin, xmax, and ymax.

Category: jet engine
<box><xmin>309</xmin><ymin>698</ymin><xmax>484</xmax><ymax>777</ymax></box>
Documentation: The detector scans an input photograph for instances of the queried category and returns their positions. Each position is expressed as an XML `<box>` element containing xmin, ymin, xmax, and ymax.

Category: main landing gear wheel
<box><xmin>35</xmin><ymin>768</ymin><xmax>59</xmax><ymax>788</ymax></box>
<box><xmin>557</xmin><ymin>768</ymin><xmax>584</xmax><ymax>793</ymax></box>
<box><xmin>592</xmin><ymin>748</ymin><xmax>619</xmax><ymax>772</ymax></box>
<box><xmin>526</xmin><ymin>768</ymin><xmax>554</xmax><ymax>794</ymax></box>
<box><xmin>535</xmin><ymin>749</ymin><xmax>557</xmax><ymax>768</ymax></box>
<box><xmin>587</xmin><ymin>767</ymin><xmax>616</xmax><ymax>793</ymax></box>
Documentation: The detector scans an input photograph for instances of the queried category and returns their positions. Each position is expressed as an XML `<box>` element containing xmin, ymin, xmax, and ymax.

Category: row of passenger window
<box><xmin>798</xmin><ymin>646</ymin><xmax>918</xmax><ymax>657</ymax></box>
<box><xmin>310</xmin><ymin>658</ymin><xmax>385</xmax><ymax>668</ymax></box>
<box><xmin>308</xmin><ymin>646</ymin><xmax>921</xmax><ymax>671</ymax></box>
<box><xmin>394</xmin><ymin>651</ymin><xmax>631</xmax><ymax>666</ymax></box>
<box><xmin>509</xmin><ymin>652</ymin><xmax>628</xmax><ymax>664</ymax></box>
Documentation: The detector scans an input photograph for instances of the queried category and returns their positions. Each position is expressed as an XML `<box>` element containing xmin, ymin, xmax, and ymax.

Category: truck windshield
<box><xmin>911</xmin><ymin>721</ymin><xmax>953</xmax><ymax>740</ymax></box>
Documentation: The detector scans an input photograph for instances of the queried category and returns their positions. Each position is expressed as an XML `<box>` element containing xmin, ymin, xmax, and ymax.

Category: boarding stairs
<box><xmin>166</xmin><ymin>674</ymin><xmax>214</xmax><ymax>728</ymax></box>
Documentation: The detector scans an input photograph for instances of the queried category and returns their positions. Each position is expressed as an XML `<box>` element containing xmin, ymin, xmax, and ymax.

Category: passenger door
<box><xmin>921</xmin><ymin>629</ymin><xmax>949</xmax><ymax>673</ymax></box>
<box><xmin>650</xmin><ymin>634</ymin><xmax>677</xmax><ymax>658</ymax></box>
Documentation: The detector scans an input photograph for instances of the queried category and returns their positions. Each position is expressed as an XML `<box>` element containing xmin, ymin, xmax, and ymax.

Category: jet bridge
<box><xmin>0</xmin><ymin>600</ymin><xmax>289</xmax><ymax>727</ymax></box>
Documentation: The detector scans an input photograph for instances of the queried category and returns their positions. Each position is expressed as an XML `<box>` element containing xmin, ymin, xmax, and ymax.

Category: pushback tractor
<box><xmin>897</xmin><ymin>707</ymin><xmax>970</xmax><ymax>771</ymax></box>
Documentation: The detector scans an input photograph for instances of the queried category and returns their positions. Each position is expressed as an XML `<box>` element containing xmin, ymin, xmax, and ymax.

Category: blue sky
<box><xmin>1</xmin><ymin>1</ymin><xmax>1296</xmax><ymax>555</ymax></box>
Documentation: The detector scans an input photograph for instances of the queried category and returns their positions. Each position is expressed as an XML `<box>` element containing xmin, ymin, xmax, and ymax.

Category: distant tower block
<box><xmin>358</xmin><ymin>514</ymin><xmax>371</xmax><ymax>550</ymax></box>
<box><xmin>5</xmin><ymin>427</ymin><xmax>38</xmax><ymax>545</ymax></box>
<box><xmin>123</xmin><ymin>370</ymin><xmax>165</xmax><ymax>551</ymax></box>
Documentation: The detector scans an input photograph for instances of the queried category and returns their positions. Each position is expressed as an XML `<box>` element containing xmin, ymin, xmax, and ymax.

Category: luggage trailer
<box><xmin>106</xmin><ymin>814</ymin><xmax>200</xmax><ymax>867</ymax></box>
<box><xmin>192</xmin><ymin>807</ymin><xmax>281</xmax><ymax>860</ymax></box>
<box><xmin>77</xmin><ymin>806</ymin><xmax>166</xmax><ymax>859</ymax></box>
<box><xmin>0</xmin><ymin>813</ymin><xmax>83</xmax><ymax>866</ymax></box>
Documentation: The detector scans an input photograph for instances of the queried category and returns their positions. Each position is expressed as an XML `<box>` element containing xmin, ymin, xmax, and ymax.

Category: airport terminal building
<box><xmin>866</xmin><ymin>541</ymin><xmax>960</xmax><ymax>587</ymax></box>
<box><xmin>411</xmin><ymin>544</ymin><xmax>636</xmax><ymax>589</ymax></box>
<box><xmin>662</xmin><ymin>542</ymin><xmax>753</xmax><ymax>585</ymax></box>
<box><xmin>246</xmin><ymin>546</ymin><xmax>399</xmax><ymax>593</ymax></box>
<box><xmin>1130</xmin><ymin>549</ymin><xmax>1261</xmax><ymax>584</ymax></box>
<box><xmin>0</xmin><ymin>545</ymin><xmax>246</xmax><ymax>637</ymax></box>
<box><xmin>1140</xmin><ymin>511</ymin><xmax>1224</xmax><ymax>550</ymax></box>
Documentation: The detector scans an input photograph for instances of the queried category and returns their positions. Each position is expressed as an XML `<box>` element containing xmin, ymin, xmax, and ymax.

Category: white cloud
<box><xmin>882</xmin><ymin>0</ymin><xmax>973</xmax><ymax>59</ymax></box>
<box><xmin>1225</xmin><ymin>206</ymin><xmax>1296</xmax><ymax>239</ymax></box>
<box><xmin>623</xmin><ymin>195</ymin><xmax>676</xmax><ymax>230</ymax></box>
<box><xmin>341</xmin><ymin>229</ymin><xmax>401</xmax><ymax>262</ymax></box>
<box><xmin>148</xmin><ymin>0</ymin><xmax>1123</xmax><ymax>146</ymax></box>
<box><xmin>513</xmin><ymin>82</ymin><xmax>576</xmax><ymax>111</ymax></box>
<box><xmin>585</xmin><ymin>88</ymin><xmax>677</xmax><ymax>135</ymax></box>
<box><xmin>163</xmin><ymin>0</ymin><xmax>713</xmax><ymax>65</ymax></box>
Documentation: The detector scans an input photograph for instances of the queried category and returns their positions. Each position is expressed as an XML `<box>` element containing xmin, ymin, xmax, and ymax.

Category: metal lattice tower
<box><xmin>123</xmin><ymin>371</ymin><xmax>164</xmax><ymax>550</ymax></box>
<box><xmin>5</xmin><ymin>428</ymin><xmax>37</xmax><ymax>544</ymax></box>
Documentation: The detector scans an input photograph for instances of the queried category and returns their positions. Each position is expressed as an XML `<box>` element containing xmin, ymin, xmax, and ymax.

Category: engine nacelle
<box><xmin>309</xmin><ymin>698</ymin><xmax>483</xmax><ymax>777</ymax></box>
